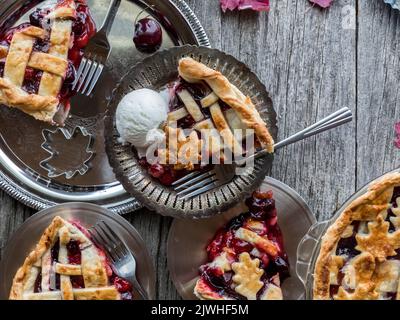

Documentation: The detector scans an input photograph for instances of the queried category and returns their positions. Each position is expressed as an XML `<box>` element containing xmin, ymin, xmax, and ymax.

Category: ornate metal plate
<box><xmin>0</xmin><ymin>0</ymin><xmax>210</xmax><ymax>214</ymax></box>
<box><xmin>104</xmin><ymin>45</ymin><xmax>278</xmax><ymax>218</ymax></box>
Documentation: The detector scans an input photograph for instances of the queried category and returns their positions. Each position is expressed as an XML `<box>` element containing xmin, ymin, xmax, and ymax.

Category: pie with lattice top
<box><xmin>0</xmin><ymin>0</ymin><xmax>96</xmax><ymax>125</ymax></box>
<box><xmin>9</xmin><ymin>216</ymin><xmax>134</xmax><ymax>300</ymax></box>
<box><xmin>194</xmin><ymin>191</ymin><xmax>289</xmax><ymax>300</ymax></box>
<box><xmin>143</xmin><ymin>57</ymin><xmax>275</xmax><ymax>185</ymax></box>
<box><xmin>314</xmin><ymin>172</ymin><xmax>400</xmax><ymax>300</ymax></box>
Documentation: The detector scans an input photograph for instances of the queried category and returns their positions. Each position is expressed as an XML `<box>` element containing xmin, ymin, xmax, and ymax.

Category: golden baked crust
<box><xmin>0</xmin><ymin>2</ymin><xmax>74</xmax><ymax>124</ymax></box>
<box><xmin>9</xmin><ymin>216</ymin><xmax>121</xmax><ymax>300</ymax></box>
<box><xmin>178</xmin><ymin>57</ymin><xmax>275</xmax><ymax>153</ymax></box>
<box><xmin>313</xmin><ymin>172</ymin><xmax>400</xmax><ymax>300</ymax></box>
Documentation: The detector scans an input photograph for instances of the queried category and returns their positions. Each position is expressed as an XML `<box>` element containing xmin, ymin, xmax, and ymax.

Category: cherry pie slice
<box><xmin>0</xmin><ymin>0</ymin><xmax>96</xmax><ymax>124</ymax></box>
<box><xmin>314</xmin><ymin>172</ymin><xmax>400</xmax><ymax>300</ymax></box>
<box><xmin>144</xmin><ymin>57</ymin><xmax>275</xmax><ymax>185</ymax></box>
<box><xmin>194</xmin><ymin>191</ymin><xmax>289</xmax><ymax>300</ymax></box>
<box><xmin>9</xmin><ymin>216</ymin><xmax>134</xmax><ymax>300</ymax></box>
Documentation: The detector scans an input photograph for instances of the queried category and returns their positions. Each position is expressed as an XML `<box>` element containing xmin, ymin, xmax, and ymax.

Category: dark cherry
<box><xmin>51</xmin><ymin>239</ymin><xmax>60</xmax><ymax>263</ymax></box>
<box><xmin>178</xmin><ymin>115</ymin><xmax>196</xmax><ymax>129</ymax></box>
<box><xmin>73</xmin><ymin>11</ymin><xmax>87</xmax><ymax>36</ymax></box>
<box><xmin>67</xmin><ymin>239</ymin><xmax>82</xmax><ymax>265</ymax></box>
<box><xmin>336</xmin><ymin>236</ymin><xmax>360</xmax><ymax>258</ymax></box>
<box><xmin>70</xmin><ymin>275</ymin><xmax>85</xmax><ymax>289</ymax></box>
<box><xmin>267</xmin><ymin>256</ymin><xmax>290</xmax><ymax>280</ymax></box>
<box><xmin>114</xmin><ymin>276</ymin><xmax>133</xmax><ymax>293</ymax></box>
<box><xmin>29</xmin><ymin>8</ymin><xmax>50</xmax><ymax>28</ymax></box>
<box><xmin>148</xmin><ymin>163</ymin><xmax>165</xmax><ymax>179</ymax></box>
<box><xmin>231</xmin><ymin>238</ymin><xmax>253</xmax><ymax>254</ymax></box>
<box><xmin>133</xmin><ymin>18</ymin><xmax>162</xmax><ymax>53</ymax></box>
<box><xmin>0</xmin><ymin>61</ymin><xmax>5</xmax><ymax>77</ymax></box>
<box><xmin>226</xmin><ymin>213</ymin><xmax>247</xmax><ymax>231</ymax></box>
<box><xmin>245</xmin><ymin>195</ymin><xmax>276</xmax><ymax>219</ymax></box>
<box><xmin>33</xmin><ymin>38</ymin><xmax>50</xmax><ymax>53</ymax></box>
<box><xmin>34</xmin><ymin>271</ymin><xmax>42</xmax><ymax>293</ymax></box>
<box><xmin>159</xmin><ymin>167</ymin><xmax>176</xmax><ymax>186</ymax></box>
<box><xmin>64</xmin><ymin>62</ymin><xmax>77</xmax><ymax>84</ymax></box>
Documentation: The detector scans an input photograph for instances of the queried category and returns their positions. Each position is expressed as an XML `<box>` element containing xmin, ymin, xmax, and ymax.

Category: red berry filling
<box><xmin>199</xmin><ymin>191</ymin><xmax>290</xmax><ymax>300</ymax></box>
<box><xmin>0</xmin><ymin>1</ymin><xmax>97</xmax><ymax>110</ymax></box>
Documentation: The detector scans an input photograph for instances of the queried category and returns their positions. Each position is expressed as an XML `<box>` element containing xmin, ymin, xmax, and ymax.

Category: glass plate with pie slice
<box><xmin>167</xmin><ymin>177</ymin><xmax>316</xmax><ymax>300</ymax></box>
<box><xmin>297</xmin><ymin>168</ymin><xmax>400</xmax><ymax>300</ymax></box>
<box><xmin>0</xmin><ymin>0</ymin><xmax>209</xmax><ymax>214</ymax></box>
<box><xmin>0</xmin><ymin>202</ymin><xmax>156</xmax><ymax>300</ymax></box>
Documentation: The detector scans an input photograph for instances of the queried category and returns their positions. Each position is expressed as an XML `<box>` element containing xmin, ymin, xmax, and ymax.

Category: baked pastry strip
<box><xmin>178</xmin><ymin>57</ymin><xmax>274</xmax><ymax>153</ymax></box>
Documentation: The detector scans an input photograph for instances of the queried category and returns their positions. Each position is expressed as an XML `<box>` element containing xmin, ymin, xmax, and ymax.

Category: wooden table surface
<box><xmin>0</xmin><ymin>0</ymin><xmax>399</xmax><ymax>300</ymax></box>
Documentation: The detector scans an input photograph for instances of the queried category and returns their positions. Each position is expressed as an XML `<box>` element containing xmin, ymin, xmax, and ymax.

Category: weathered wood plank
<box><xmin>0</xmin><ymin>0</ymin><xmax>398</xmax><ymax>300</ymax></box>
<box><xmin>357</xmin><ymin>0</ymin><xmax>400</xmax><ymax>187</ymax></box>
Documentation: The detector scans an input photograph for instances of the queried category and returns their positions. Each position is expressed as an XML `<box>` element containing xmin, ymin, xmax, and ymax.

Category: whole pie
<box><xmin>139</xmin><ymin>57</ymin><xmax>275</xmax><ymax>185</ymax></box>
<box><xmin>0</xmin><ymin>0</ymin><xmax>96</xmax><ymax>124</ymax></box>
<box><xmin>314</xmin><ymin>172</ymin><xmax>400</xmax><ymax>300</ymax></box>
<box><xmin>10</xmin><ymin>216</ymin><xmax>134</xmax><ymax>300</ymax></box>
<box><xmin>194</xmin><ymin>191</ymin><xmax>289</xmax><ymax>300</ymax></box>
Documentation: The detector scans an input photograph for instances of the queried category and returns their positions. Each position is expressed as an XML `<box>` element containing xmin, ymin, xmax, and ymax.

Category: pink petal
<box><xmin>395</xmin><ymin>122</ymin><xmax>400</xmax><ymax>135</ymax></box>
<box><xmin>394</xmin><ymin>122</ymin><xmax>400</xmax><ymax>149</ymax></box>
<box><xmin>309</xmin><ymin>0</ymin><xmax>334</xmax><ymax>8</ymax></box>
<box><xmin>220</xmin><ymin>0</ymin><xmax>270</xmax><ymax>12</ymax></box>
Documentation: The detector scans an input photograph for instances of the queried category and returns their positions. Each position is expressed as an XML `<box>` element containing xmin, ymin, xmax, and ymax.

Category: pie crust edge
<box><xmin>313</xmin><ymin>172</ymin><xmax>400</xmax><ymax>300</ymax></box>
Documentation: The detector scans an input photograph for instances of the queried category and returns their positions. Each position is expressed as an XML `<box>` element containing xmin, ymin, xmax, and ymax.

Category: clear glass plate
<box><xmin>167</xmin><ymin>176</ymin><xmax>316</xmax><ymax>300</ymax></box>
<box><xmin>0</xmin><ymin>202</ymin><xmax>156</xmax><ymax>299</ymax></box>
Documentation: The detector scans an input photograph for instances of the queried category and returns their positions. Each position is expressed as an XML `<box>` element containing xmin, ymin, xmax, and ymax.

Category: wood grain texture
<box><xmin>0</xmin><ymin>0</ymin><xmax>399</xmax><ymax>300</ymax></box>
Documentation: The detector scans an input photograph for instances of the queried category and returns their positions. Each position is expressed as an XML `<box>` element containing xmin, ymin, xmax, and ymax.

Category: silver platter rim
<box><xmin>0</xmin><ymin>0</ymin><xmax>210</xmax><ymax>215</ymax></box>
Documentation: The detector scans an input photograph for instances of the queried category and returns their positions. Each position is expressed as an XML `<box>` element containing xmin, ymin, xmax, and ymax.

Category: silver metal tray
<box><xmin>296</xmin><ymin>168</ymin><xmax>400</xmax><ymax>300</ymax></box>
<box><xmin>167</xmin><ymin>177</ymin><xmax>316</xmax><ymax>300</ymax></box>
<box><xmin>0</xmin><ymin>0</ymin><xmax>210</xmax><ymax>214</ymax></box>
<box><xmin>105</xmin><ymin>45</ymin><xmax>278</xmax><ymax>218</ymax></box>
<box><xmin>0</xmin><ymin>202</ymin><xmax>156</xmax><ymax>299</ymax></box>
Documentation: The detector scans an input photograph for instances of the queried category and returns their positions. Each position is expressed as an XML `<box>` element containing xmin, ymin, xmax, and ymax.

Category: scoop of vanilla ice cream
<box><xmin>116</xmin><ymin>88</ymin><xmax>168</xmax><ymax>148</ymax></box>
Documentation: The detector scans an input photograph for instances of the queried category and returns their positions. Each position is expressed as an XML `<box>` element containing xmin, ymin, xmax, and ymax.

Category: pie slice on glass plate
<box><xmin>9</xmin><ymin>216</ymin><xmax>134</xmax><ymax>300</ymax></box>
<box><xmin>0</xmin><ymin>0</ymin><xmax>96</xmax><ymax>125</ymax></box>
<box><xmin>194</xmin><ymin>191</ymin><xmax>290</xmax><ymax>300</ymax></box>
<box><xmin>314</xmin><ymin>172</ymin><xmax>400</xmax><ymax>300</ymax></box>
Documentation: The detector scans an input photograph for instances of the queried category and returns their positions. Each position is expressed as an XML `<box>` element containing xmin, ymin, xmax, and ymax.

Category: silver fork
<box><xmin>88</xmin><ymin>221</ymin><xmax>149</xmax><ymax>300</ymax></box>
<box><xmin>174</xmin><ymin>107</ymin><xmax>353</xmax><ymax>200</ymax></box>
<box><xmin>72</xmin><ymin>0</ymin><xmax>121</xmax><ymax>96</ymax></box>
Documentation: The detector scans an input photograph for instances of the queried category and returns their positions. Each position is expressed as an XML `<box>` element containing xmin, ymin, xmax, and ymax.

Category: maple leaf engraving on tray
<box><xmin>355</xmin><ymin>216</ymin><xmax>400</xmax><ymax>262</ymax></box>
<box><xmin>220</xmin><ymin>0</ymin><xmax>270</xmax><ymax>12</ymax></box>
<box><xmin>232</xmin><ymin>252</ymin><xmax>264</xmax><ymax>300</ymax></box>
<box><xmin>309</xmin><ymin>0</ymin><xmax>334</xmax><ymax>8</ymax></box>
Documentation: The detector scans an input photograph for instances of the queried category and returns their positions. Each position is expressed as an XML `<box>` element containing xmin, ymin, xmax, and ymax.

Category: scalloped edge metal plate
<box><xmin>104</xmin><ymin>45</ymin><xmax>278</xmax><ymax>219</ymax></box>
<box><xmin>384</xmin><ymin>0</ymin><xmax>400</xmax><ymax>10</ymax></box>
<box><xmin>0</xmin><ymin>0</ymin><xmax>210</xmax><ymax>215</ymax></box>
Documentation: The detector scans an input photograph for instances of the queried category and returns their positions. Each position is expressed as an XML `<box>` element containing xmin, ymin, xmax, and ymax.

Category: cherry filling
<box><xmin>200</xmin><ymin>191</ymin><xmax>290</xmax><ymax>299</ymax></box>
<box><xmin>31</xmin><ymin>233</ymin><xmax>134</xmax><ymax>299</ymax></box>
<box><xmin>0</xmin><ymin>1</ymin><xmax>96</xmax><ymax>111</ymax></box>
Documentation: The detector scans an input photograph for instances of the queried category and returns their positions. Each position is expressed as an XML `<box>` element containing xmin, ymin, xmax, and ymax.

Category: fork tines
<box><xmin>88</xmin><ymin>221</ymin><xmax>128</xmax><ymax>262</ymax></box>
<box><xmin>72</xmin><ymin>56</ymin><xmax>104</xmax><ymax>96</ymax></box>
<box><xmin>172</xmin><ymin>170</ymin><xmax>218</xmax><ymax>200</ymax></box>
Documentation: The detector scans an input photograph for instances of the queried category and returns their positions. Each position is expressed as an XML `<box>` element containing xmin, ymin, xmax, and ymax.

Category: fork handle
<box><xmin>99</xmin><ymin>0</ymin><xmax>122</xmax><ymax>36</ymax></box>
<box><xmin>250</xmin><ymin>107</ymin><xmax>353</xmax><ymax>161</ymax></box>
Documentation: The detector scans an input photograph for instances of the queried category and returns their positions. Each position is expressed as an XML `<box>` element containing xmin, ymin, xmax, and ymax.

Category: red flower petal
<box><xmin>309</xmin><ymin>0</ymin><xmax>333</xmax><ymax>8</ymax></box>
<box><xmin>395</xmin><ymin>122</ymin><xmax>400</xmax><ymax>149</ymax></box>
<box><xmin>220</xmin><ymin>0</ymin><xmax>270</xmax><ymax>12</ymax></box>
